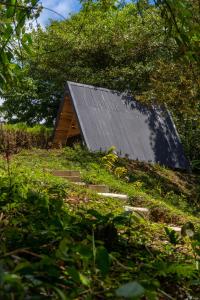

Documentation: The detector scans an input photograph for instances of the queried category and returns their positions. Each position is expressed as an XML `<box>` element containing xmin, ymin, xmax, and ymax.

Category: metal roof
<box><xmin>67</xmin><ymin>81</ymin><xmax>189</xmax><ymax>169</ymax></box>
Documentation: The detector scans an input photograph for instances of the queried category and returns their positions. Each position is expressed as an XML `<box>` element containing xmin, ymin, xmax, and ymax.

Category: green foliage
<box><xmin>102</xmin><ymin>146</ymin><xmax>128</xmax><ymax>178</ymax></box>
<box><xmin>0</xmin><ymin>1</ymin><xmax>41</xmax><ymax>91</ymax></box>
<box><xmin>1</xmin><ymin>67</ymin><xmax>61</xmax><ymax>125</ymax></box>
<box><xmin>96</xmin><ymin>246</ymin><xmax>110</xmax><ymax>276</ymax></box>
<box><xmin>192</xmin><ymin>160</ymin><xmax>200</xmax><ymax>171</ymax></box>
<box><xmin>164</xmin><ymin>227</ymin><xmax>180</xmax><ymax>245</ymax></box>
<box><xmin>102</xmin><ymin>146</ymin><xmax>118</xmax><ymax>171</ymax></box>
<box><xmin>114</xmin><ymin>166</ymin><xmax>128</xmax><ymax>179</ymax></box>
<box><xmin>3</xmin><ymin>122</ymin><xmax>52</xmax><ymax>134</ymax></box>
<box><xmin>135</xmin><ymin>1</ymin><xmax>200</xmax><ymax>162</ymax></box>
<box><xmin>0</xmin><ymin>147</ymin><xmax>200</xmax><ymax>299</ymax></box>
<box><xmin>140</xmin><ymin>59</ymin><xmax>200</xmax><ymax>162</ymax></box>
<box><xmin>1</xmin><ymin>2</ymin><xmax>163</xmax><ymax>124</ymax></box>
<box><xmin>154</xmin><ymin>0</ymin><xmax>200</xmax><ymax>62</ymax></box>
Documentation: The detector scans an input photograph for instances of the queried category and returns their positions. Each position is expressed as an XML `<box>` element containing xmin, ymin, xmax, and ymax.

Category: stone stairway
<box><xmin>52</xmin><ymin>170</ymin><xmax>109</xmax><ymax>193</ymax></box>
<box><xmin>52</xmin><ymin>170</ymin><xmax>130</xmax><ymax>200</ymax></box>
<box><xmin>52</xmin><ymin>170</ymin><xmax>82</xmax><ymax>183</ymax></box>
<box><xmin>52</xmin><ymin>169</ymin><xmax>182</xmax><ymax>233</ymax></box>
<box><xmin>88</xmin><ymin>184</ymin><xmax>109</xmax><ymax>193</ymax></box>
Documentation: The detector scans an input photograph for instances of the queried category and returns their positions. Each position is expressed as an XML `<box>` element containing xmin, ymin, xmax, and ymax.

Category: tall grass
<box><xmin>0</xmin><ymin>123</ymin><xmax>52</xmax><ymax>152</ymax></box>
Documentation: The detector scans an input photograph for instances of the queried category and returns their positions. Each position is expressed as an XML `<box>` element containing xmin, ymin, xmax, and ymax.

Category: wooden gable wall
<box><xmin>53</xmin><ymin>95</ymin><xmax>81</xmax><ymax>147</ymax></box>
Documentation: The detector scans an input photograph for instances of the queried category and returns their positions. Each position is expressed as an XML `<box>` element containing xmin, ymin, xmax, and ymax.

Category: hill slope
<box><xmin>0</xmin><ymin>147</ymin><xmax>200</xmax><ymax>299</ymax></box>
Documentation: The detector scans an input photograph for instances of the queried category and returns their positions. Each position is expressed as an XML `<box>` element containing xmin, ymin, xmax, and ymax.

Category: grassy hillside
<box><xmin>0</xmin><ymin>146</ymin><xmax>200</xmax><ymax>299</ymax></box>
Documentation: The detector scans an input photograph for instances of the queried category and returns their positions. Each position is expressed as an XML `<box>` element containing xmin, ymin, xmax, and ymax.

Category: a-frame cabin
<box><xmin>53</xmin><ymin>81</ymin><xmax>189</xmax><ymax>170</ymax></box>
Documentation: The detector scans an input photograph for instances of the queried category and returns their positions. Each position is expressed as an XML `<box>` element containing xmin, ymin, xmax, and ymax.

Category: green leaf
<box><xmin>31</xmin><ymin>0</ymin><xmax>38</xmax><ymax>6</ymax></box>
<box><xmin>79</xmin><ymin>273</ymin><xmax>90</xmax><ymax>286</ymax></box>
<box><xmin>8</xmin><ymin>63</ymin><xmax>18</xmax><ymax>70</ymax></box>
<box><xmin>96</xmin><ymin>246</ymin><xmax>110</xmax><ymax>276</ymax></box>
<box><xmin>0</xmin><ymin>72</ymin><xmax>6</xmax><ymax>82</ymax></box>
<box><xmin>54</xmin><ymin>287</ymin><xmax>68</xmax><ymax>300</ymax></box>
<box><xmin>116</xmin><ymin>281</ymin><xmax>145</xmax><ymax>298</ymax></box>
<box><xmin>56</xmin><ymin>238</ymin><xmax>70</xmax><ymax>260</ymax></box>
<box><xmin>16</xmin><ymin>12</ymin><xmax>26</xmax><ymax>35</ymax></box>
<box><xmin>67</xmin><ymin>267</ymin><xmax>90</xmax><ymax>286</ymax></box>
<box><xmin>22</xmin><ymin>33</ymin><xmax>32</xmax><ymax>45</ymax></box>
<box><xmin>76</xmin><ymin>244</ymin><xmax>92</xmax><ymax>258</ymax></box>
<box><xmin>4</xmin><ymin>24</ymin><xmax>13</xmax><ymax>39</ymax></box>
<box><xmin>164</xmin><ymin>227</ymin><xmax>180</xmax><ymax>245</ymax></box>
<box><xmin>3</xmin><ymin>273</ymin><xmax>21</xmax><ymax>284</ymax></box>
<box><xmin>1</xmin><ymin>52</ymin><xmax>9</xmax><ymax>65</ymax></box>
<box><xmin>22</xmin><ymin>42</ymin><xmax>32</xmax><ymax>55</ymax></box>
<box><xmin>14</xmin><ymin>262</ymin><xmax>32</xmax><ymax>273</ymax></box>
<box><xmin>6</xmin><ymin>0</ymin><xmax>16</xmax><ymax>18</ymax></box>
<box><xmin>67</xmin><ymin>267</ymin><xmax>80</xmax><ymax>283</ymax></box>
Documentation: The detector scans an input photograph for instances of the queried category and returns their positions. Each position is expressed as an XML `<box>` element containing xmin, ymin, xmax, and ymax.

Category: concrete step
<box><xmin>52</xmin><ymin>170</ymin><xmax>80</xmax><ymax>177</ymax></box>
<box><xmin>98</xmin><ymin>193</ymin><xmax>128</xmax><ymax>200</ymax></box>
<box><xmin>124</xmin><ymin>205</ymin><xmax>149</xmax><ymax>214</ymax></box>
<box><xmin>168</xmin><ymin>226</ymin><xmax>182</xmax><ymax>234</ymax></box>
<box><xmin>62</xmin><ymin>175</ymin><xmax>82</xmax><ymax>183</ymax></box>
<box><xmin>87</xmin><ymin>184</ymin><xmax>109</xmax><ymax>193</ymax></box>
<box><xmin>123</xmin><ymin>206</ymin><xmax>149</xmax><ymax>217</ymax></box>
<box><xmin>74</xmin><ymin>182</ymin><xmax>87</xmax><ymax>186</ymax></box>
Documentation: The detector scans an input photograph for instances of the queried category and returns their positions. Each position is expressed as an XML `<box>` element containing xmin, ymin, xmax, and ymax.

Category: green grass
<box><xmin>2</xmin><ymin>122</ymin><xmax>52</xmax><ymax>135</ymax></box>
<box><xmin>7</xmin><ymin>146</ymin><xmax>199</xmax><ymax>226</ymax></box>
<box><xmin>0</xmin><ymin>146</ymin><xmax>200</xmax><ymax>299</ymax></box>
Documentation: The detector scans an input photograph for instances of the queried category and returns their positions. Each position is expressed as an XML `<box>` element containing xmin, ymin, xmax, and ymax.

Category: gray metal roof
<box><xmin>67</xmin><ymin>81</ymin><xmax>189</xmax><ymax>169</ymax></box>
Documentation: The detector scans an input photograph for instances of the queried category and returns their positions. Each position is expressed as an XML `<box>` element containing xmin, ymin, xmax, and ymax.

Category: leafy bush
<box><xmin>102</xmin><ymin>146</ymin><xmax>128</xmax><ymax>179</ymax></box>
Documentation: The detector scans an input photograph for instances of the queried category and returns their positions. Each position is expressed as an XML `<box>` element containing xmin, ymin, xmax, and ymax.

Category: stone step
<box><xmin>52</xmin><ymin>170</ymin><xmax>80</xmax><ymax>177</ymax></box>
<box><xmin>74</xmin><ymin>182</ymin><xmax>87</xmax><ymax>186</ymax></box>
<box><xmin>87</xmin><ymin>184</ymin><xmax>109</xmax><ymax>193</ymax></box>
<box><xmin>98</xmin><ymin>193</ymin><xmax>128</xmax><ymax>200</ymax></box>
<box><xmin>62</xmin><ymin>176</ymin><xmax>82</xmax><ymax>183</ymax></box>
<box><xmin>123</xmin><ymin>206</ymin><xmax>149</xmax><ymax>216</ymax></box>
<box><xmin>168</xmin><ymin>226</ymin><xmax>182</xmax><ymax>234</ymax></box>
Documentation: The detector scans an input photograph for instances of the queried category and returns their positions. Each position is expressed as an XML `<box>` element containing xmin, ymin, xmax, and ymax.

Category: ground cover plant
<box><xmin>0</xmin><ymin>146</ymin><xmax>200</xmax><ymax>299</ymax></box>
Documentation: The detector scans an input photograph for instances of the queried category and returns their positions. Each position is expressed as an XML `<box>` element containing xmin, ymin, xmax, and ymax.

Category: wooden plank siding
<box><xmin>53</xmin><ymin>95</ymin><xmax>81</xmax><ymax>147</ymax></box>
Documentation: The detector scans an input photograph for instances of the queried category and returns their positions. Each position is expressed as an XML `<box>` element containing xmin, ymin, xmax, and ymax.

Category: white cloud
<box><xmin>38</xmin><ymin>0</ymin><xmax>80</xmax><ymax>27</ymax></box>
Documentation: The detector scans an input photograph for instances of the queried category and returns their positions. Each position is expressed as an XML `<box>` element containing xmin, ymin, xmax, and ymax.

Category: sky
<box><xmin>38</xmin><ymin>0</ymin><xmax>81</xmax><ymax>27</ymax></box>
<box><xmin>38</xmin><ymin>0</ymin><xmax>133</xmax><ymax>27</ymax></box>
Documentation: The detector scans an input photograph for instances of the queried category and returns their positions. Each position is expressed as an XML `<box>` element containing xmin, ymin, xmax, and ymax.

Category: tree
<box><xmin>2</xmin><ymin>2</ymin><xmax>165</xmax><ymax>123</ymax></box>
<box><xmin>0</xmin><ymin>0</ymin><xmax>41</xmax><ymax>91</ymax></box>
<box><xmin>138</xmin><ymin>0</ymin><xmax>200</xmax><ymax>63</ymax></box>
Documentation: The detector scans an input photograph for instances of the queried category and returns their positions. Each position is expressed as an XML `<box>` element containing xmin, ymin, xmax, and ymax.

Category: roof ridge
<box><xmin>67</xmin><ymin>81</ymin><xmax>128</xmax><ymax>94</ymax></box>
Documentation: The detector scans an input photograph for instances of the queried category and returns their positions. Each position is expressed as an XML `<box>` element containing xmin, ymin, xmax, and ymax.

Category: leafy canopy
<box><xmin>1</xmin><ymin>2</ymin><xmax>164</xmax><ymax>124</ymax></box>
<box><xmin>0</xmin><ymin>0</ymin><xmax>41</xmax><ymax>91</ymax></box>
